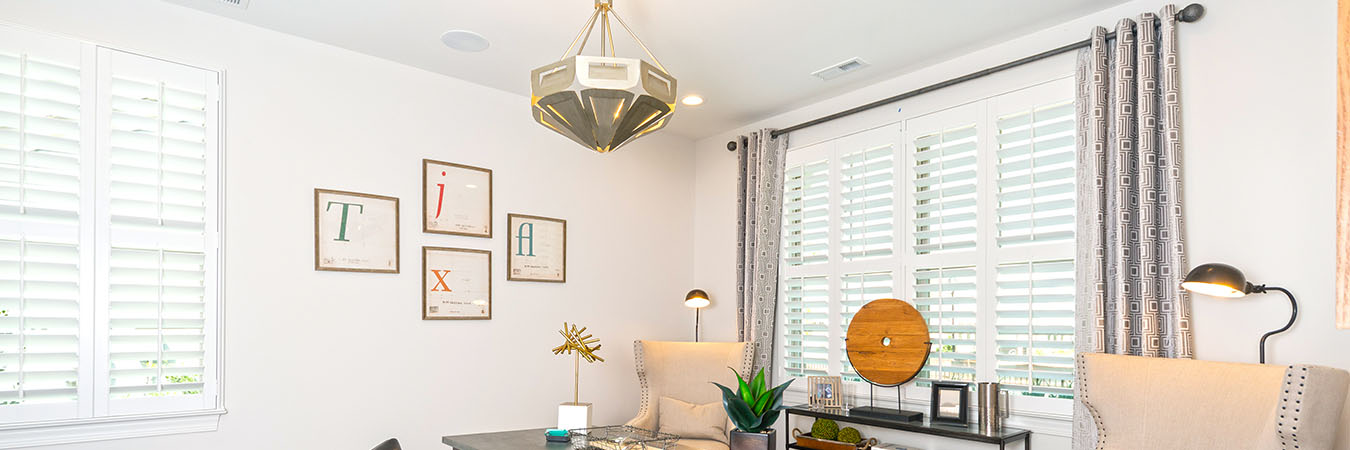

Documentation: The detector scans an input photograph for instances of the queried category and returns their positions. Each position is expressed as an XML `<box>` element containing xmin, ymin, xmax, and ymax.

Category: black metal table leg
<box><xmin>1025</xmin><ymin>433</ymin><xmax>1032</xmax><ymax>450</ymax></box>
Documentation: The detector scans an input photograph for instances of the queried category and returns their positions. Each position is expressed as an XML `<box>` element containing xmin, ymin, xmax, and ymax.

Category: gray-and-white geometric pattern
<box><xmin>1072</xmin><ymin>6</ymin><xmax>1195</xmax><ymax>449</ymax></box>
<box><xmin>737</xmin><ymin>129</ymin><xmax>787</xmax><ymax>381</ymax></box>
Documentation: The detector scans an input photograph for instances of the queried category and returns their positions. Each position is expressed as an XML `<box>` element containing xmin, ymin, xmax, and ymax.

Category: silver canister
<box><xmin>976</xmin><ymin>382</ymin><xmax>1010</xmax><ymax>433</ymax></box>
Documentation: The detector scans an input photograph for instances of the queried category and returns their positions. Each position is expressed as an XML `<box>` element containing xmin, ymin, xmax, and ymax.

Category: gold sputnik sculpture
<box><xmin>552</xmin><ymin>322</ymin><xmax>604</xmax><ymax>404</ymax></box>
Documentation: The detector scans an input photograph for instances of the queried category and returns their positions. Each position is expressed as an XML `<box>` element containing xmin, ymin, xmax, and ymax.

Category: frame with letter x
<box><xmin>423</xmin><ymin>246</ymin><xmax>492</xmax><ymax>320</ymax></box>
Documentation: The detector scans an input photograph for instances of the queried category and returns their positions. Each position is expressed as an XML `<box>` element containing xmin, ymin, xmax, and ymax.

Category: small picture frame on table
<box><xmin>929</xmin><ymin>381</ymin><xmax>970</xmax><ymax>424</ymax></box>
<box><xmin>807</xmin><ymin>375</ymin><xmax>842</xmax><ymax>409</ymax></box>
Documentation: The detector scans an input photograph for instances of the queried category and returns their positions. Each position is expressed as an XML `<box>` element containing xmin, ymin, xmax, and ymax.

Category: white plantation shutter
<box><xmin>839</xmin><ymin>272</ymin><xmax>890</xmax><ymax>382</ymax></box>
<box><xmin>994</xmin><ymin>260</ymin><xmax>1074</xmax><ymax>397</ymax></box>
<box><xmin>0</xmin><ymin>30</ymin><xmax>87</xmax><ymax>423</ymax></box>
<box><xmin>914</xmin><ymin>266</ymin><xmax>978</xmax><ymax>383</ymax></box>
<box><xmin>912</xmin><ymin>124</ymin><xmax>978</xmax><ymax>254</ymax></box>
<box><xmin>97</xmin><ymin>48</ymin><xmax>217</xmax><ymax>413</ymax></box>
<box><xmin>782</xmin><ymin>276</ymin><xmax>829</xmax><ymax>378</ymax></box>
<box><xmin>839</xmin><ymin>146</ymin><xmax>893</xmax><ymax>261</ymax></box>
<box><xmin>995</xmin><ymin>101</ymin><xmax>1075</xmax><ymax>247</ymax></box>
<box><xmin>783</xmin><ymin>159</ymin><xmax>829</xmax><ymax>266</ymax></box>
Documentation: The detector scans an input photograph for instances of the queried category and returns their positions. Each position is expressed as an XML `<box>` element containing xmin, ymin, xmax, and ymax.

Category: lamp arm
<box><xmin>1255</xmin><ymin>286</ymin><xmax>1298</xmax><ymax>364</ymax></box>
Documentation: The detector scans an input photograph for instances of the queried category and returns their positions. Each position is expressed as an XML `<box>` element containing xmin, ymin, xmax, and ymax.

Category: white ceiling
<box><xmin>166</xmin><ymin>0</ymin><xmax>1129</xmax><ymax>139</ymax></box>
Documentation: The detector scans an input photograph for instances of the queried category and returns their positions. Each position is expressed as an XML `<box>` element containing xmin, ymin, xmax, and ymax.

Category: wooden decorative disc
<box><xmin>845</xmin><ymin>298</ymin><xmax>931</xmax><ymax>387</ymax></box>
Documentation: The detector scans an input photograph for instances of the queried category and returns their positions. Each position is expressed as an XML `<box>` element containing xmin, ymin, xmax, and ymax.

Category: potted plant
<box><xmin>712</xmin><ymin>368</ymin><xmax>793</xmax><ymax>450</ymax></box>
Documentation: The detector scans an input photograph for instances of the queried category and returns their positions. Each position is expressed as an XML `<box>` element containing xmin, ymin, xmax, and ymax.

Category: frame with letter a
<box><xmin>507</xmin><ymin>213</ymin><xmax>566</xmax><ymax>282</ymax></box>
<box><xmin>423</xmin><ymin>159</ymin><xmax>492</xmax><ymax>238</ymax></box>
<box><xmin>423</xmin><ymin>246</ymin><xmax>491</xmax><ymax>320</ymax></box>
<box><xmin>314</xmin><ymin>188</ymin><xmax>400</xmax><ymax>273</ymax></box>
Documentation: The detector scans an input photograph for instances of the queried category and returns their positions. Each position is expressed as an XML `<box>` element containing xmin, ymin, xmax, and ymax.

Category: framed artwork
<box><xmin>929</xmin><ymin>381</ymin><xmax>969</xmax><ymax>424</ymax></box>
<box><xmin>314</xmin><ymin>189</ymin><xmax>399</xmax><ymax>273</ymax></box>
<box><xmin>423</xmin><ymin>159</ymin><xmax>492</xmax><ymax>237</ymax></box>
<box><xmin>423</xmin><ymin>246</ymin><xmax>492</xmax><ymax>320</ymax></box>
<box><xmin>1337</xmin><ymin>0</ymin><xmax>1349</xmax><ymax>329</ymax></box>
<box><xmin>807</xmin><ymin>375</ymin><xmax>842</xmax><ymax>409</ymax></box>
<box><xmin>507</xmin><ymin>213</ymin><xmax>566</xmax><ymax>282</ymax></box>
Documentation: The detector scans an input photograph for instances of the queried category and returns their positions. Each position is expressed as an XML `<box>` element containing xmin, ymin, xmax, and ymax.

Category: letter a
<box><xmin>515</xmin><ymin>222</ymin><xmax>535</xmax><ymax>256</ymax></box>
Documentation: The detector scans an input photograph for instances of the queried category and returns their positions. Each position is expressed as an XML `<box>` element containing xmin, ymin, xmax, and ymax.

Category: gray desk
<box><xmin>442</xmin><ymin>428</ymin><xmax>570</xmax><ymax>450</ymax></box>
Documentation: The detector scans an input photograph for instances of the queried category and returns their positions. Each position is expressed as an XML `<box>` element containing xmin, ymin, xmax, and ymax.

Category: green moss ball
<box><xmin>811</xmin><ymin>419</ymin><xmax>839</xmax><ymax>440</ymax></box>
<box><xmin>836</xmin><ymin>427</ymin><xmax>862</xmax><ymax>444</ymax></box>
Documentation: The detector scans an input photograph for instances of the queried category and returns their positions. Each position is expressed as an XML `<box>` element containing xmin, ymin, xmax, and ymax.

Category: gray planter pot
<box><xmin>729</xmin><ymin>429</ymin><xmax>776</xmax><ymax>450</ymax></box>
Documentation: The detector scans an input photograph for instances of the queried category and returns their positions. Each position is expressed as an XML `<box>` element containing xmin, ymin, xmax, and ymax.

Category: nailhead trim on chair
<box><xmin>1278</xmin><ymin>365</ymin><xmax>1308</xmax><ymax>450</ymax></box>
<box><xmin>1077</xmin><ymin>354</ymin><xmax>1108</xmax><ymax>450</ymax></box>
<box><xmin>633</xmin><ymin>340</ymin><xmax>651</xmax><ymax>420</ymax></box>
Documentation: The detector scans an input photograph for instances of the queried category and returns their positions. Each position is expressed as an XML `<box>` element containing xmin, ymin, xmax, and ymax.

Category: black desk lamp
<box><xmin>1180</xmin><ymin>263</ymin><xmax>1298</xmax><ymax>364</ymax></box>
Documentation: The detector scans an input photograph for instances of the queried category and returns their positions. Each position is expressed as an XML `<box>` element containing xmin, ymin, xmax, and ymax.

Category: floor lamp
<box><xmin>1181</xmin><ymin>263</ymin><xmax>1298</xmax><ymax>364</ymax></box>
<box><xmin>684</xmin><ymin>289</ymin><xmax>710</xmax><ymax>342</ymax></box>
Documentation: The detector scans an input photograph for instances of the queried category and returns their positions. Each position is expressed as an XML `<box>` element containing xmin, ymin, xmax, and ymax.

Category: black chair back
<box><xmin>372</xmin><ymin>438</ymin><xmax>401</xmax><ymax>450</ymax></box>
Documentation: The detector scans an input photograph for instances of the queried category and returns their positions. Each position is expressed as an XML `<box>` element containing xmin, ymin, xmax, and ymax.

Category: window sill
<box><xmin>0</xmin><ymin>408</ymin><xmax>226</xmax><ymax>449</ymax></box>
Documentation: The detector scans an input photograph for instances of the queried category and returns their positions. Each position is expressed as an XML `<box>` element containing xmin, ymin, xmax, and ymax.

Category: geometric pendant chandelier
<box><xmin>530</xmin><ymin>0</ymin><xmax>677</xmax><ymax>153</ymax></box>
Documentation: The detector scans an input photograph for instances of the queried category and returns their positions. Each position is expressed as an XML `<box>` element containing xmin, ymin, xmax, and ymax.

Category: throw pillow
<box><xmin>658</xmin><ymin>396</ymin><xmax>727</xmax><ymax>443</ymax></box>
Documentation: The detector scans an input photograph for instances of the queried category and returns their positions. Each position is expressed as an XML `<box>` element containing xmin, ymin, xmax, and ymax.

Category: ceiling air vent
<box><xmin>164</xmin><ymin>0</ymin><xmax>250</xmax><ymax>9</ymax></box>
<box><xmin>811</xmin><ymin>57</ymin><xmax>870</xmax><ymax>81</ymax></box>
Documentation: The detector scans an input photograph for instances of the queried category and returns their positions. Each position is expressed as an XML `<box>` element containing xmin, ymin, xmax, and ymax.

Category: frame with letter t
<box><xmin>423</xmin><ymin>159</ymin><xmax>492</xmax><ymax>238</ymax></box>
<box><xmin>507</xmin><ymin>213</ymin><xmax>566</xmax><ymax>282</ymax></box>
<box><xmin>423</xmin><ymin>246</ymin><xmax>492</xmax><ymax>320</ymax></box>
<box><xmin>314</xmin><ymin>188</ymin><xmax>400</xmax><ymax>273</ymax></box>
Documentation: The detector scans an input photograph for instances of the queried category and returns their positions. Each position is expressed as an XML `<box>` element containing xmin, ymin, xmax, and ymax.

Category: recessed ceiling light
<box><xmin>681</xmin><ymin>95</ymin><xmax>704</xmax><ymax>106</ymax></box>
<box><xmin>440</xmin><ymin>30</ymin><xmax>490</xmax><ymax>52</ymax></box>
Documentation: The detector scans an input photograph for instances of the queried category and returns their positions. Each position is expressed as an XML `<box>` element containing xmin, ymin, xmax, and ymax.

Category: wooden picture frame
<box><xmin>422</xmin><ymin>246</ymin><xmax>492</xmax><ymax>320</ymax></box>
<box><xmin>929</xmin><ymin>381</ymin><xmax>969</xmax><ymax>424</ymax></box>
<box><xmin>506</xmin><ymin>213</ymin><xmax>566</xmax><ymax>283</ymax></box>
<box><xmin>423</xmin><ymin>159</ymin><xmax>492</xmax><ymax>238</ymax></box>
<box><xmin>807</xmin><ymin>375</ymin><xmax>843</xmax><ymax>409</ymax></box>
<box><xmin>314</xmin><ymin>188</ymin><xmax>399</xmax><ymax>273</ymax></box>
<box><xmin>1337</xmin><ymin>0</ymin><xmax>1349</xmax><ymax>329</ymax></box>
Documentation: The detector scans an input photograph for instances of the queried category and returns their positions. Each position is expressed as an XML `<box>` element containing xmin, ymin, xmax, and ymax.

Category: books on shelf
<box><xmin>872</xmin><ymin>443</ymin><xmax>923</xmax><ymax>450</ymax></box>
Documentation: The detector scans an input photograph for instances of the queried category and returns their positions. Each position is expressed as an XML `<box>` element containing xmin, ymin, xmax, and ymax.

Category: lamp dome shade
<box><xmin>684</xmin><ymin>289</ymin><xmax>710</xmax><ymax>308</ymax></box>
<box><xmin>1181</xmin><ymin>263</ymin><xmax>1251</xmax><ymax>298</ymax></box>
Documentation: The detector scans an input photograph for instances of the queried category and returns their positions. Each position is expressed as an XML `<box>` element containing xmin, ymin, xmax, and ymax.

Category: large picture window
<box><xmin>778</xmin><ymin>78</ymin><xmax>1075</xmax><ymax>416</ymax></box>
<box><xmin>0</xmin><ymin>24</ymin><xmax>223</xmax><ymax>438</ymax></box>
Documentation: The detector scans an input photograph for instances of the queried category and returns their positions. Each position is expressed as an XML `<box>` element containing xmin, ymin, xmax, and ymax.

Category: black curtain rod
<box><xmin>728</xmin><ymin>3</ymin><xmax>1205</xmax><ymax>150</ymax></box>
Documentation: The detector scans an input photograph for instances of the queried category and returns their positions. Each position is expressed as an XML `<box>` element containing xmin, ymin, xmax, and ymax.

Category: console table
<box><xmin>784</xmin><ymin>405</ymin><xmax>1032</xmax><ymax>450</ymax></box>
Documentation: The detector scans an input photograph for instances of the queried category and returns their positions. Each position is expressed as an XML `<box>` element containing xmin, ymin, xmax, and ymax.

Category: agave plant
<box><xmin>712</xmin><ymin>368</ymin><xmax>794</xmax><ymax>433</ymax></box>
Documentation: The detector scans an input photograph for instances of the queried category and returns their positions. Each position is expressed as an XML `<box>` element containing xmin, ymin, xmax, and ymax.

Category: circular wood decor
<box><xmin>845</xmin><ymin>298</ymin><xmax>931</xmax><ymax>387</ymax></box>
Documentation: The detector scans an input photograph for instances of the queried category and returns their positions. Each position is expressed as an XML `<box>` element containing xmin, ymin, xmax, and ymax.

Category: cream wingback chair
<box><xmin>626</xmin><ymin>341</ymin><xmax>754</xmax><ymax>450</ymax></box>
<box><xmin>1078</xmin><ymin>353</ymin><xmax>1350</xmax><ymax>450</ymax></box>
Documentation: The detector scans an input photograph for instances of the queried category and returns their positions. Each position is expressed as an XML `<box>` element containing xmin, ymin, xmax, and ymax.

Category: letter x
<box><xmin>430</xmin><ymin>269</ymin><xmax>453</xmax><ymax>292</ymax></box>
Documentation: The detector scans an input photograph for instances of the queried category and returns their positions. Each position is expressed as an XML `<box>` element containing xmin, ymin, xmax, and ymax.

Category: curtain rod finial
<box><xmin>1176</xmin><ymin>3</ymin><xmax>1205</xmax><ymax>23</ymax></box>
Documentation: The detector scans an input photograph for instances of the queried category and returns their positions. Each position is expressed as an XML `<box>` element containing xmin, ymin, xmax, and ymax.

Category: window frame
<box><xmin>0</xmin><ymin>24</ymin><xmax>226</xmax><ymax>448</ymax></box>
<box><xmin>775</xmin><ymin>76</ymin><xmax>1076</xmax><ymax>420</ymax></box>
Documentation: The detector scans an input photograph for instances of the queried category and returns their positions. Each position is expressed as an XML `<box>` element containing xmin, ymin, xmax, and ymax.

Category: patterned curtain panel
<box><xmin>737</xmin><ymin>129</ymin><xmax>787</xmax><ymax>380</ymax></box>
<box><xmin>1072</xmin><ymin>6</ymin><xmax>1195</xmax><ymax>449</ymax></box>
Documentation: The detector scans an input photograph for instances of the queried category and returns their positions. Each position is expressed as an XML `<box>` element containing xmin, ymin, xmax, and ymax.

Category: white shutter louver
<box><xmin>915</xmin><ymin>266</ymin><xmax>977</xmax><ymax>383</ymax></box>
<box><xmin>0</xmin><ymin>46</ymin><xmax>83</xmax><ymax>411</ymax></box>
<box><xmin>783</xmin><ymin>160</ymin><xmax>829</xmax><ymax>266</ymax></box>
<box><xmin>839</xmin><ymin>272</ymin><xmax>890</xmax><ymax>383</ymax></box>
<box><xmin>912</xmin><ymin>125</ymin><xmax>978</xmax><ymax>255</ymax></box>
<box><xmin>0</xmin><ymin>239</ymin><xmax>80</xmax><ymax>405</ymax></box>
<box><xmin>995</xmin><ymin>101</ymin><xmax>1075</xmax><ymax>247</ymax></box>
<box><xmin>782</xmin><ymin>276</ymin><xmax>829</xmax><ymax>378</ymax></box>
<box><xmin>839</xmin><ymin>146</ymin><xmax>893</xmax><ymax>261</ymax></box>
<box><xmin>995</xmin><ymin>260</ymin><xmax>1074</xmax><ymax>397</ymax></box>
<box><xmin>103</xmin><ymin>59</ymin><xmax>211</xmax><ymax>402</ymax></box>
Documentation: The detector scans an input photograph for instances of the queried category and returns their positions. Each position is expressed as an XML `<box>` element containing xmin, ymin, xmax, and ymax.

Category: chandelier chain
<box><xmin>557</xmin><ymin>1</ymin><xmax>668</xmax><ymax>73</ymax></box>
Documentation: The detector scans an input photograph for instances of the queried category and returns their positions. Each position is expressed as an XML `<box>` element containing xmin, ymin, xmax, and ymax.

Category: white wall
<box><xmin>693</xmin><ymin>0</ymin><xmax>1345</xmax><ymax>449</ymax></box>
<box><xmin>1</xmin><ymin>1</ymin><xmax>700</xmax><ymax>449</ymax></box>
